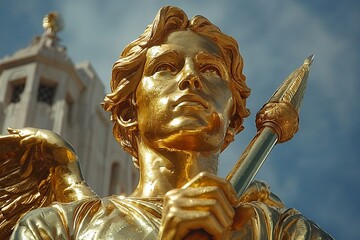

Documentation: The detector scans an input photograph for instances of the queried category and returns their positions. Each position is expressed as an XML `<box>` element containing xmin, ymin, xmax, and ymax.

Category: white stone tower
<box><xmin>0</xmin><ymin>12</ymin><xmax>138</xmax><ymax>197</ymax></box>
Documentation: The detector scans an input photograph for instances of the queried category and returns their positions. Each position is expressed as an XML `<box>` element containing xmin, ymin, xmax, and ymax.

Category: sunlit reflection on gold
<box><xmin>1</xmin><ymin>6</ymin><xmax>333</xmax><ymax>240</ymax></box>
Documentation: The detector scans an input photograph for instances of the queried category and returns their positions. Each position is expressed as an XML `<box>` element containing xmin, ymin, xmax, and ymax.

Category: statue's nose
<box><xmin>179</xmin><ymin>60</ymin><xmax>203</xmax><ymax>90</ymax></box>
<box><xmin>179</xmin><ymin>73</ymin><xmax>203</xmax><ymax>90</ymax></box>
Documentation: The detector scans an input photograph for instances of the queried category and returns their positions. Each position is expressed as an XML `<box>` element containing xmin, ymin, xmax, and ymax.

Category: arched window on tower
<box><xmin>108</xmin><ymin>162</ymin><xmax>121</xmax><ymax>195</ymax></box>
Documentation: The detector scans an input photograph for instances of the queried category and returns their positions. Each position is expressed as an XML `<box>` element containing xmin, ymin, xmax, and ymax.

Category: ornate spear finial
<box><xmin>227</xmin><ymin>55</ymin><xmax>314</xmax><ymax>197</ymax></box>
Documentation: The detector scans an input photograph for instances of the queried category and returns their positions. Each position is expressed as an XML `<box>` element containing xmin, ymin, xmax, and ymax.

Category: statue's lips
<box><xmin>173</xmin><ymin>95</ymin><xmax>208</xmax><ymax>109</ymax></box>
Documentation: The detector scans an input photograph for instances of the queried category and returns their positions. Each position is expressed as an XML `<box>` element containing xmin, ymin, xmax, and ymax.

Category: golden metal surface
<box><xmin>257</xmin><ymin>55</ymin><xmax>314</xmax><ymax>143</ymax></box>
<box><xmin>0</xmin><ymin>128</ymin><xmax>98</xmax><ymax>239</ymax></box>
<box><xmin>42</xmin><ymin>12</ymin><xmax>63</xmax><ymax>34</ymax></box>
<box><xmin>1</xmin><ymin>6</ymin><xmax>333</xmax><ymax>240</ymax></box>
<box><xmin>227</xmin><ymin>56</ymin><xmax>313</xmax><ymax>197</ymax></box>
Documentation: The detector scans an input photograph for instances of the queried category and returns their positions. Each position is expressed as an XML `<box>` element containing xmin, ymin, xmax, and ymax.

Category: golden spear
<box><xmin>226</xmin><ymin>55</ymin><xmax>314</xmax><ymax>197</ymax></box>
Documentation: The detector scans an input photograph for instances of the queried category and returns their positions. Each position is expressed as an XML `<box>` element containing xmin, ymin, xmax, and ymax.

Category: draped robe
<box><xmin>11</xmin><ymin>181</ymin><xmax>333</xmax><ymax>239</ymax></box>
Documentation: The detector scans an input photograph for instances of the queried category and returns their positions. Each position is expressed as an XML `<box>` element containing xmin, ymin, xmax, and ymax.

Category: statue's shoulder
<box><xmin>239</xmin><ymin>180</ymin><xmax>284</xmax><ymax>208</ymax></box>
<box><xmin>12</xmin><ymin>196</ymin><xmax>161</xmax><ymax>239</ymax></box>
<box><xmin>233</xmin><ymin>181</ymin><xmax>334</xmax><ymax>239</ymax></box>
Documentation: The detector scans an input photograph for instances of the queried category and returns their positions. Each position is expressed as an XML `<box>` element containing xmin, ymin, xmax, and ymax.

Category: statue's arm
<box><xmin>159</xmin><ymin>174</ymin><xmax>333</xmax><ymax>239</ymax></box>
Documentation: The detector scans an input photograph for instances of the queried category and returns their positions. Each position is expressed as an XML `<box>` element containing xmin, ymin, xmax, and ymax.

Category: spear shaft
<box><xmin>226</xmin><ymin>55</ymin><xmax>314</xmax><ymax>197</ymax></box>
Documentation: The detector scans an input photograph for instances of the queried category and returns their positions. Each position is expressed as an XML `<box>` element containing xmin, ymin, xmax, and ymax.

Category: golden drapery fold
<box><xmin>11</xmin><ymin>181</ymin><xmax>332</xmax><ymax>239</ymax></box>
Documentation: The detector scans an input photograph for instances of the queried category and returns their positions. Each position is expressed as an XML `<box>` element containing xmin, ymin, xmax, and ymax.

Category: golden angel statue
<box><xmin>0</xmin><ymin>6</ymin><xmax>333</xmax><ymax>240</ymax></box>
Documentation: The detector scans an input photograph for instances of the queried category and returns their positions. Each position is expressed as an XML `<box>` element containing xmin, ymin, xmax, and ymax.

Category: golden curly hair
<box><xmin>102</xmin><ymin>6</ymin><xmax>251</xmax><ymax>168</ymax></box>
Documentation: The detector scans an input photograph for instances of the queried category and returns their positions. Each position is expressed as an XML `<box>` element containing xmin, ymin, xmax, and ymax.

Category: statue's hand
<box><xmin>159</xmin><ymin>172</ymin><xmax>238</xmax><ymax>240</ymax></box>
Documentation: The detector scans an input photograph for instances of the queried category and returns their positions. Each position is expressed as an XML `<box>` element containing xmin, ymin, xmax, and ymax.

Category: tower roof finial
<box><xmin>39</xmin><ymin>11</ymin><xmax>66</xmax><ymax>52</ymax></box>
<box><xmin>43</xmin><ymin>12</ymin><xmax>63</xmax><ymax>35</ymax></box>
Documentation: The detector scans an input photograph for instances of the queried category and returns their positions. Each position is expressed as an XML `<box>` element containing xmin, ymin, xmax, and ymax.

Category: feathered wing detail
<box><xmin>0</xmin><ymin>128</ymin><xmax>98</xmax><ymax>239</ymax></box>
<box><xmin>0</xmin><ymin>133</ymin><xmax>53</xmax><ymax>238</ymax></box>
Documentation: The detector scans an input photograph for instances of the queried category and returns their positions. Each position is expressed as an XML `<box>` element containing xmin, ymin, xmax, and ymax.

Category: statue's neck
<box><xmin>130</xmin><ymin>141</ymin><xmax>219</xmax><ymax>198</ymax></box>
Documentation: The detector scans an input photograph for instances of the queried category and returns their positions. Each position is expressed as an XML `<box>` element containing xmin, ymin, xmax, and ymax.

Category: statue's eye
<box><xmin>154</xmin><ymin>63</ymin><xmax>176</xmax><ymax>73</ymax></box>
<box><xmin>200</xmin><ymin>65</ymin><xmax>221</xmax><ymax>77</ymax></box>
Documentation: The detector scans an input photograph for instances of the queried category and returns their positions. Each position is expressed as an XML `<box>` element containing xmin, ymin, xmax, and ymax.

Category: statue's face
<box><xmin>136</xmin><ymin>30</ymin><xmax>233</xmax><ymax>152</ymax></box>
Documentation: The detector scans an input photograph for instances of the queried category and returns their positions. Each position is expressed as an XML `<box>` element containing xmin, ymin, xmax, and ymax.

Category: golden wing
<box><xmin>0</xmin><ymin>128</ymin><xmax>98</xmax><ymax>239</ymax></box>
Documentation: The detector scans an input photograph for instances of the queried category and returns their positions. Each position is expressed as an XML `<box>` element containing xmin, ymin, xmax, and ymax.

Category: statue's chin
<box><xmin>154</xmin><ymin>112</ymin><xmax>225</xmax><ymax>152</ymax></box>
<box><xmin>154</xmin><ymin>129</ymin><xmax>223</xmax><ymax>153</ymax></box>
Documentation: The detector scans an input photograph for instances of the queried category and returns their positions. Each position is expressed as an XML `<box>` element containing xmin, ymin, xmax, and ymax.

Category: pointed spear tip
<box><xmin>304</xmin><ymin>54</ymin><xmax>315</xmax><ymax>66</ymax></box>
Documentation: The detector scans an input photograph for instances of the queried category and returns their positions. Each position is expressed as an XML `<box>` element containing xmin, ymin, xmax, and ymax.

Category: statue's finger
<box><xmin>183</xmin><ymin>172</ymin><xmax>238</xmax><ymax>205</ymax></box>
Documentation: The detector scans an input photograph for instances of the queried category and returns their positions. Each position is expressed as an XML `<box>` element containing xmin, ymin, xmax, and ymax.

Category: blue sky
<box><xmin>1</xmin><ymin>0</ymin><xmax>359</xmax><ymax>239</ymax></box>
